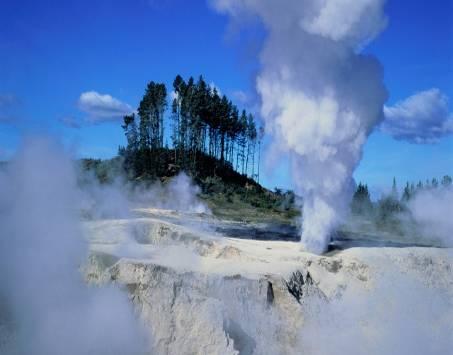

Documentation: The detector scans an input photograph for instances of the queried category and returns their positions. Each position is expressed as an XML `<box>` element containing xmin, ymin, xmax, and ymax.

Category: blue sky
<box><xmin>0</xmin><ymin>0</ymin><xmax>452</xmax><ymax>195</ymax></box>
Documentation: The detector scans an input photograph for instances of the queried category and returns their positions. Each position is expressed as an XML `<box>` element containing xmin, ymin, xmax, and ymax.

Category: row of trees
<box><xmin>121</xmin><ymin>76</ymin><xmax>263</xmax><ymax>180</ymax></box>
<box><xmin>351</xmin><ymin>183</ymin><xmax>373</xmax><ymax>215</ymax></box>
<box><xmin>121</xmin><ymin>82</ymin><xmax>168</xmax><ymax>175</ymax></box>
<box><xmin>170</xmin><ymin>75</ymin><xmax>262</xmax><ymax>176</ymax></box>
<box><xmin>351</xmin><ymin>175</ymin><xmax>453</xmax><ymax>224</ymax></box>
<box><xmin>400</xmin><ymin>175</ymin><xmax>452</xmax><ymax>202</ymax></box>
<box><xmin>352</xmin><ymin>175</ymin><xmax>453</xmax><ymax>213</ymax></box>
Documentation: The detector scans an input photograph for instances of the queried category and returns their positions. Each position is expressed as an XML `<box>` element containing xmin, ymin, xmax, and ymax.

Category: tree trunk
<box><xmin>220</xmin><ymin>133</ymin><xmax>225</xmax><ymax>162</ymax></box>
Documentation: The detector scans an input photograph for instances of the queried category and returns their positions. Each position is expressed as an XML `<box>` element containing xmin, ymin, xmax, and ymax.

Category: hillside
<box><xmin>79</xmin><ymin>151</ymin><xmax>300</xmax><ymax>225</ymax></box>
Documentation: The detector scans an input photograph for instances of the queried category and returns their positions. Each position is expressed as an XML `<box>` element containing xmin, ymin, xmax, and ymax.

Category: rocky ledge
<box><xmin>83</xmin><ymin>211</ymin><xmax>453</xmax><ymax>355</ymax></box>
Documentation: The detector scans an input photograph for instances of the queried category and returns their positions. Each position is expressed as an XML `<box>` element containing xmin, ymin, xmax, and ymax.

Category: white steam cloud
<box><xmin>408</xmin><ymin>186</ymin><xmax>453</xmax><ymax>247</ymax></box>
<box><xmin>0</xmin><ymin>137</ymin><xmax>148</xmax><ymax>354</ymax></box>
<box><xmin>212</xmin><ymin>0</ymin><xmax>388</xmax><ymax>253</ymax></box>
<box><xmin>80</xmin><ymin>172</ymin><xmax>210</xmax><ymax>220</ymax></box>
<box><xmin>299</xmin><ymin>269</ymin><xmax>453</xmax><ymax>355</ymax></box>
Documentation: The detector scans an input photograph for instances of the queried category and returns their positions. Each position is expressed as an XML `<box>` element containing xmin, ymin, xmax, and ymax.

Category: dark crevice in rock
<box><xmin>306</xmin><ymin>271</ymin><xmax>313</xmax><ymax>285</ymax></box>
<box><xmin>266</xmin><ymin>281</ymin><xmax>274</xmax><ymax>306</ymax></box>
<box><xmin>170</xmin><ymin>281</ymin><xmax>182</xmax><ymax>309</ymax></box>
<box><xmin>285</xmin><ymin>270</ymin><xmax>314</xmax><ymax>303</ymax></box>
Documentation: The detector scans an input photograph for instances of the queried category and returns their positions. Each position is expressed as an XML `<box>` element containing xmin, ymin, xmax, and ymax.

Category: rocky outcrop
<box><xmin>86</xmin><ymin>257</ymin><xmax>307</xmax><ymax>354</ymax></box>
<box><xmin>83</xmin><ymin>212</ymin><xmax>453</xmax><ymax>355</ymax></box>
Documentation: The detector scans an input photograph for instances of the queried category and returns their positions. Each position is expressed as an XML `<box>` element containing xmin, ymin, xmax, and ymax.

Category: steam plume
<box><xmin>79</xmin><ymin>172</ymin><xmax>210</xmax><ymax>220</ymax></box>
<box><xmin>409</xmin><ymin>186</ymin><xmax>453</xmax><ymax>247</ymax></box>
<box><xmin>212</xmin><ymin>0</ymin><xmax>388</xmax><ymax>253</ymax></box>
<box><xmin>299</xmin><ymin>269</ymin><xmax>453</xmax><ymax>355</ymax></box>
<box><xmin>0</xmin><ymin>137</ymin><xmax>147</xmax><ymax>354</ymax></box>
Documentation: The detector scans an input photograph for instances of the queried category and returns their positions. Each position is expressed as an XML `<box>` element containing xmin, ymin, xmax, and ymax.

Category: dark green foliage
<box><xmin>375</xmin><ymin>195</ymin><xmax>405</xmax><ymax>232</ymax></box>
<box><xmin>79</xmin><ymin>158</ymin><xmax>124</xmax><ymax>183</ymax></box>
<box><xmin>138</xmin><ymin>81</ymin><xmax>167</xmax><ymax>150</ymax></box>
<box><xmin>402</xmin><ymin>182</ymin><xmax>411</xmax><ymax>202</ymax></box>
<box><xmin>121</xmin><ymin>75</ymin><xmax>259</xmax><ymax>182</ymax></box>
<box><xmin>441</xmin><ymin>175</ymin><xmax>452</xmax><ymax>187</ymax></box>
<box><xmin>118</xmin><ymin>81</ymin><xmax>168</xmax><ymax>178</ymax></box>
<box><xmin>113</xmin><ymin>75</ymin><xmax>287</xmax><ymax>218</ymax></box>
<box><xmin>345</xmin><ymin>175</ymin><xmax>453</xmax><ymax>240</ymax></box>
<box><xmin>399</xmin><ymin>175</ymin><xmax>452</xmax><ymax>204</ymax></box>
<box><xmin>351</xmin><ymin>183</ymin><xmax>373</xmax><ymax>215</ymax></box>
<box><xmin>121</xmin><ymin>114</ymin><xmax>139</xmax><ymax>175</ymax></box>
<box><xmin>199</xmin><ymin>173</ymin><xmax>299</xmax><ymax>222</ymax></box>
<box><xmin>431</xmin><ymin>178</ymin><xmax>439</xmax><ymax>188</ymax></box>
<box><xmin>391</xmin><ymin>177</ymin><xmax>399</xmax><ymax>200</ymax></box>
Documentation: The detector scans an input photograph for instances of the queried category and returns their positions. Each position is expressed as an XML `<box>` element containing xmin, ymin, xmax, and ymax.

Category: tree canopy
<box><xmin>119</xmin><ymin>75</ymin><xmax>261</xmax><ymax>181</ymax></box>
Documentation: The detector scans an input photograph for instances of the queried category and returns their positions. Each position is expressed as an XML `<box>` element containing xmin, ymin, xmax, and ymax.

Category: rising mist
<box><xmin>0</xmin><ymin>137</ymin><xmax>148</xmax><ymax>355</ymax></box>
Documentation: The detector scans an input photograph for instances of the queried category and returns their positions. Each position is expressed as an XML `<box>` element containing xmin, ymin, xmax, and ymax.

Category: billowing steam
<box><xmin>79</xmin><ymin>172</ymin><xmax>210</xmax><ymax>220</ymax></box>
<box><xmin>409</xmin><ymin>186</ymin><xmax>453</xmax><ymax>247</ymax></box>
<box><xmin>0</xmin><ymin>137</ymin><xmax>148</xmax><ymax>355</ymax></box>
<box><xmin>212</xmin><ymin>0</ymin><xmax>388</xmax><ymax>253</ymax></box>
<box><xmin>299</xmin><ymin>267</ymin><xmax>453</xmax><ymax>355</ymax></box>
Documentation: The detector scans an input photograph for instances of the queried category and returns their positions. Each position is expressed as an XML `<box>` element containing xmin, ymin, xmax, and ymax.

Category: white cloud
<box><xmin>77</xmin><ymin>91</ymin><xmax>133</xmax><ymax>122</ymax></box>
<box><xmin>382</xmin><ymin>88</ymin><xmax>453</xmax><ymax>144</ymax></box>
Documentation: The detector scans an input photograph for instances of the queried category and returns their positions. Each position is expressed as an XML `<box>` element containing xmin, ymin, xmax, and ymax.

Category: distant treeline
<box><xmin>399</xmin><ymin>175</ymin><xmax>452</xmax><ymax>201</ymax></box>
<box><xmin>119</xmin><ymin>75</ymin><xmax>263</xmax><ymax>182</ymax></box>
<box><xmin>351</xmin><ymin>175</ymin><xmax>452</xmax><ymax>233</ymax></box>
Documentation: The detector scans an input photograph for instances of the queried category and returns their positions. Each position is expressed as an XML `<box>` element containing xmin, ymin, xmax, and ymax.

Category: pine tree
<box><xmin>122</xmin><ymin>113</ymin><xmax>138</xmax><ymax>151</ymax></box>
<box><xmin>119</xmin><ymin>74</ymin><xmax>261</xmax><ymax>182</ymax></box>
<box><xmin>171</xmin><ymin>75</ymin><xmax>186</xmax><ymax>162</ymax></box>
<box><xmin>351</xmin><ymin>183</ymin><xmax>373</xmax><ymax>215</ymax></box>
<box><xmin>138</xmin><ymin>81</ymin><xmax>167</xmax><ymax>150</ymax></box>
<box><xmin>217</xmin><ymin>95</ymin><xmax>230</xmax><ymax>162</ymax></box>
<box><xmin>227</xmin><ymin>106</ymin><xmax>239</xmax><ymax>165</ymax></box>
<box><xmin>257</xmin><ymin>126</ymin><xmax>264</xmax><ymax>183</ymax></box>
<box><xmin>402</xmin><ymin>182</ymin><xmax>411</xmax><ymax>202</ymax></box>
<box><xmin>431</xmin><ymin>178</ymin><xmax>439</xmax><ymax>188</ymax></box>
<box><xmin>121</xmin><ymin>113</ymin><xmax>139</xmax><ymax>174</ymax></box>
<box><xmin>237</xmin><ymin>110</ymin><xmax>248</xmax><ymax>173</ymax></box>
<box><xmin>391</xmin><ymin>177</ymin><xmax>399</xmax><ymax>200</ymax></box>
<box><xmin>246</xmin><ymin>113</ymin><xmax>257</xmax><ymax>177</ymax></box>
<box><xmin>441</xmin><ymin>175</ymin><xmax>452</xmax><ymax>187</ymax></box>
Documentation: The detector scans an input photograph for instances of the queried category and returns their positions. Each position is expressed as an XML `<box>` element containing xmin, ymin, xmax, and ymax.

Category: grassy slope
<box><xmin>79</xmin><ymin>156</ymin><xmax>300</xmax><ymax>225</ymax></box>
<box><xmin>201</xmin><ymin>186</ymin><xmax>300</xmax><ymax>224</ymax></box>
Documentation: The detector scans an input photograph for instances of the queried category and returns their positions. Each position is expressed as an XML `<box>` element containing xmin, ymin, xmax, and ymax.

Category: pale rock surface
<box><xmin>83</xmin><ymin>209</ymin><xmax>453</xmax><ymax>355</ymax></box>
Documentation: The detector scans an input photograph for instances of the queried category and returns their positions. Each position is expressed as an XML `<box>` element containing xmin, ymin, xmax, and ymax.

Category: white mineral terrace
<box><xmin>83</xmin><ymin>208</ymin><xmax>453</xmax><ymax>355</ymax></box>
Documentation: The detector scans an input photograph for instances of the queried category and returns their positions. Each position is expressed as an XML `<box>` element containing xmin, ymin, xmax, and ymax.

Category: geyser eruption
<box><xmin>213</xmin><ymin>0</ymin><xmax>389</xmax><ymax>253</ymax></box>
